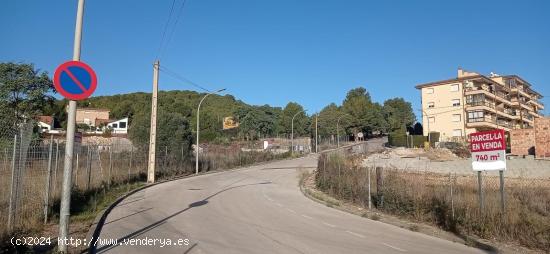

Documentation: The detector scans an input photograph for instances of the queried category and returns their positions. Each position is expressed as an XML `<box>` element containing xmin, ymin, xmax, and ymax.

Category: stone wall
<box><xmin>510</xmin><ymin>128</ymin><xmax>536</xmax><ymax>156</ymax></box>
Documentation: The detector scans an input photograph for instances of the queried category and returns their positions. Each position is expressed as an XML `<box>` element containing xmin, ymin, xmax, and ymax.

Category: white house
<box><xmin>106</xmin><ymin>118</ymin><xmax>129</xmax><ymax>134</ymax></box>
<box><xmin>37</xmin><ymin>121</ymin><xmax>52</xmax><ymax>133</ymax></box>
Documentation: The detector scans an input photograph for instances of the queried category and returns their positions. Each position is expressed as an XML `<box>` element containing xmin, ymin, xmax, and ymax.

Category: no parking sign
<box><xmin>53</xmin><ymin>61</ymin><xmax>97</xmax><ymax>100</ymax></box>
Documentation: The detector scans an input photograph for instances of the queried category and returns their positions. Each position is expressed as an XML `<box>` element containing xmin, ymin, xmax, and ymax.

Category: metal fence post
<box><xmin>376</xmin><ymin>166</ymin><xmax>384</xmax><ymax>208</ymax></box>
<box><xmin>499</xmin><ymin>170</ymin><xmax>505</xmax><ymax>214</ymax></box>
<box><xmin>53</xmin><ymin>140</ymin><xmax>59</xmax><ymax>197</ymax></box>
<box><xmin>44</xmin><ymin>136</ymin><xmax>54</xmax><ymax>224</ymax></box>
<box><xmin>367</xmin><ymin>166</ymin><xmax>372</xmax><ymax>209</ymax></box>
<box><xmin>86</xmin><ymin>145</ymin><xmax>92</xmax><ymax>191</ymax></box>
<box><xmin>75</xmin><ymin>152</ymin><xmax>79</xmax><ymax>187</ymax></box>
<box><xmin>108</xmin><ymin>146</ymin><xmax>113</xmax><ymax>186</ymax></box>
<box><xmin>129</xmin><ymin>146</ymin><xmax>133</xmax><ymax>182</ymax></box>
<box><xmin>477</xmin><ymin>171</ymin><xmax>484</xmax><ymax>215</ymax></box>
<box><xmin>7</xmin><ymin>135</ymin><xmax>18</xmax><ymax>231</ymax></box>
<box><xmin>449</xmin><ymin>172</ymin><xmax>455</xmax><ymax>220</ymax></box>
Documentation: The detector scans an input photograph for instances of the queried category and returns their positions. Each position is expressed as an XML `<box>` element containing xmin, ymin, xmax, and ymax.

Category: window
<box><xmin>426</xmin><ymin>88</ymin><xmax>434</xmax><ymax>94</ymax></box>
<box><xmin>452</xmin><ymin>114</ymin><xmax>461</xmax><ymax>122</ymax></box>
<box><xmin>112</xmin><ymin>123</ymin><xmax>118</xmax><ymax>128</ymax></box>
<box><xmin>428</xmin><ymin>102</ymin><xmax>435</xmax><ymax>108</ymax></box>
<box><xmin>452</xmin><ymin>99</ymin><xmax>461</xmax><ymax>107</ymax></box>
<box><xmin>428</xmin><ymin>117</ymin><xmax>435</xmax><ymax>123</ymax></box>
<box><xmin>467</xmin><ymin>111</ymin><xmax>484</xmax><ymax>122</ymax></box>
<box><xmin>450</xmin><ymin>84</ymin><xmax>459</xmax><ymax>92</ymax></box>
<box><xmin>119</xmin><ymin>122</ymin><xmax>127</xmax><ymax>128</ymax></box>
<box><xmin>453</xmin><ymin>129</ymin><xmax>463</xmax><ymax>137</ymax></box>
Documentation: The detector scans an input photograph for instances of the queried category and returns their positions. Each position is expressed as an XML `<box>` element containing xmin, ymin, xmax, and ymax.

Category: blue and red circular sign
<box><xmin>53</xmin><ymin>61</ymin><xmax>97</xmax><ymax>100</ymax></box>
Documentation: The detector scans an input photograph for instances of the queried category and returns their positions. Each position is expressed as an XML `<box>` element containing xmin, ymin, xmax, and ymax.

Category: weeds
<box><xmin>316</xmin><ymin>152</ymin><xmax>550</xmax><ymax>251</ymax></box>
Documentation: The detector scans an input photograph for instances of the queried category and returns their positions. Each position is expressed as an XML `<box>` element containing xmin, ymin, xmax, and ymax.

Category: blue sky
<box><xmin>2</xmin><ymin>0</ymin><xmax>549</xmax><ymax>116</ymax></box>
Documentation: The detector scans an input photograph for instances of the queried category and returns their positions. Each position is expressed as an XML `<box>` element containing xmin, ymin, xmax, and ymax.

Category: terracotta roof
<box><xmin>37</xmin><ymin>115</ymin><xmax>53</xmax><ymax>124</ymax></box>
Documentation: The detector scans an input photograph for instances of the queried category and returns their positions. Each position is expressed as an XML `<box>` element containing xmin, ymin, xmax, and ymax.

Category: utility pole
<box><xmin>147</xmin><ymin>60</ymin><xmax>160</xmax><ymax>183</ymax></box>
<box><xmin>58</xmin><ymin>0</ymin><xmax>85</xmax><ymax>252</ymax></box>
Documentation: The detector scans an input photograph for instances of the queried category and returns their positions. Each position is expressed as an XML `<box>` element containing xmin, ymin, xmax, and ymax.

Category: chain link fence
<box><xmin>0</xmin><ymin>131</ymin><xmax>307</xmax><ymax>241</ymax></box>
<box><xmin>316</xmin><ymin>148</ymin><xmax>550</xmax><ymax>251</ymax></box>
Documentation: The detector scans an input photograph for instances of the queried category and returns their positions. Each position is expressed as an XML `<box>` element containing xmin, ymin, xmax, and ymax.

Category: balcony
<box><xmin>465</xmin><ymin>87</ymin><xmax>511</xmax><ymax>105</ymax></box>
<box><xmin>496</xmin><ymin>119</ymin><xmax>514</xmax><ymax>129</ymax></box>
<box><xmin>528</xmin><ymin>99</ymin><xmax>545</xmax><ymax>110</ymax></box>
<box><xmin>466</xmin><ymin>100</ymin><xmax>494</xmax><ymax>108</ymax></box>
<box><xmin>497</xmin><ymin>108</ymin><xmax>518</xmax><ymax>120</ymax></box>
<box><xmin>511</xmin><ymin>87</ymin><xmax>531</xmax><ymax>98</ymax></box>
<box><xmin>466</xmin><ymin>116</ymin><xmax>512</xmax><ymax>131</ymax></box>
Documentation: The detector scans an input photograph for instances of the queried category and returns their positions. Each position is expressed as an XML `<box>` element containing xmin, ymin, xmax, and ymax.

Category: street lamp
<box><xmin>291</xmin><ymin>109</ymin><xmax>307</xmax><ymax>155</ymax></box>
<box><xmin>196</xmin><ymin>88</ymin><xmax>226</xmax><ymax>174</ymax></box>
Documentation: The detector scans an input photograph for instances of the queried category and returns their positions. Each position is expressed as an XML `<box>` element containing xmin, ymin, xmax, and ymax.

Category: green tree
<box><xmin>278</xmin><ymin>102</ymin><xmax>309</xmax><ymax>137</ymax></box>
<box><xmin>0</xmin><ymin>62</ymin><xmax>54</xmax><ymax>139</ymax></box>
<box><xmin>382</xmin><ymin>98</ymin><xmax>416</xmax><ymax>133</ymax></box>
<box><xmin>129</xmin><ymin>110</ymin><xmax>193</xmax><ymax>153</ymax></box>
<box><xmin>341</xmin><ymin>87</ymin><xmax>387</xmax><ymax>135</ymax></box>
<box><xmin>313</xmin><ymin>103</ymin><xmax>349</xmax><ymax>138</ymax></box>
<box><xmin>234</xmin><ymin>105</ymin><xmax>276</xmax><ymax>140</ymax></box>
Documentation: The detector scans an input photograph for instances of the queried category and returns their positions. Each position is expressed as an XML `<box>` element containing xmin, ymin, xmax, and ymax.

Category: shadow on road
<box><xmin>95</xmin><ymin>180</ymin><xmax>271</xmax><ymax>253</ymax></box>
<box><xmin>104</xmin><ymin>207</ymin><xmax>153</xmax><ymax>226</ymax></box>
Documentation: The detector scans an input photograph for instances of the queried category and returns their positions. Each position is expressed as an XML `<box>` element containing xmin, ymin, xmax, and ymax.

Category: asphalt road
<box><xmin>94</xmin><ymin>149</ymin><xmax>485</xmax><ymax>253</ymax></box>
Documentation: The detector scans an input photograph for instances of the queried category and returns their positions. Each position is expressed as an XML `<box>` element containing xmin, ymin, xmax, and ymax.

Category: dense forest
<box><xmin>1</xmin><ymin>62</ymin><xmax>417</xmax><ymax>153</ymax></box>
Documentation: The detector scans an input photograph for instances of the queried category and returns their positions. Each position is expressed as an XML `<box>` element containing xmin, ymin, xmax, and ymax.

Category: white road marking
<box><xmin>382</xmin><ymin>242</ymin><xmax>407</xmax><ymax>252</ymax></box>
<box><xmin>345</xmin><ymin>230</ymin><xmax>365</xmax><ymax>238</ymax></box>
<box><xmin>322</xmin><ymin>222</ymin><xmax>336</xmax><ymax>228</ymax></box>
<box><xmin>275</xmin><ymin>203</ymin><xmax>283</xmax><ymax>207</ymax></box>
<box><xmin>286</xmin><ymin>208</ymin><xmax>296</xmax><ymax>214</ymax></box>
<box><xmin>301</xmin><ymin>214</ymin><xmax>314</xmax><ymax>220</ymax></box>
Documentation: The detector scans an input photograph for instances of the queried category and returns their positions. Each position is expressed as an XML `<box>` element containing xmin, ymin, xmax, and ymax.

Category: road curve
<box><xmin>94</xmin><ymin>153</ymin><xmax>485</xmax><ymax>254</ymax></box>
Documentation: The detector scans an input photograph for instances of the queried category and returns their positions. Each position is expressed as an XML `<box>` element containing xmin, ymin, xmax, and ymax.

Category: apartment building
<box><xmin>416</xmin><ymin>68</ymin><xmax>544</xmax><ymax>141</ymax></box>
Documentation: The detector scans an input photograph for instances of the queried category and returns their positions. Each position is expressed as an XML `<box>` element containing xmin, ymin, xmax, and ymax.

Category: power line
<box><xmin>159</xmin><ymin>0</ymin><xmax>189</xmax><ymax>60</ymax></box>
<box><xmin>155</xmin><ymin>0</ymin><xmax>178</xmax><ymax>60</ymax></box>
<box><xmin>159</xmin><ymin>65</ymin><xmax>211</xmax><ymax>92</ymax></box>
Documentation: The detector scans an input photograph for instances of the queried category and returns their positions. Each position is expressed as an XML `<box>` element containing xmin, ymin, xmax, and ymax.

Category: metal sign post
<box><xmin>55</xmin><ymin>0</ymin><xmax>97</xmax><ymax>251</ymax></box>
<box><xmin>470</xmin><ymin>129</ymin><xmax>507</xmax><ymax>215</ymax></box>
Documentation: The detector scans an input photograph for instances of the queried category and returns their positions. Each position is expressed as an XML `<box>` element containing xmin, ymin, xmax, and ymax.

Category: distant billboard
<box><xmin>223</xmin><ymin>117</ymin><xmax>239</xmax><ymax>130</ymax></box>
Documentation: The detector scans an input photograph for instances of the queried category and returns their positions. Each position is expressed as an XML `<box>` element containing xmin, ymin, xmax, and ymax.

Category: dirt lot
<box><xmin>363</xmin><ymin>147</ymin><xmax>550</xmax><ymax>179</ymax></box>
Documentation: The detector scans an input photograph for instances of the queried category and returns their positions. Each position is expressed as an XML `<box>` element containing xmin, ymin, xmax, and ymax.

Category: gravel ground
<box><xmin>363</xmin><ymin>148</ymin><xmax>550</xmax><ymax>179</ymax></box>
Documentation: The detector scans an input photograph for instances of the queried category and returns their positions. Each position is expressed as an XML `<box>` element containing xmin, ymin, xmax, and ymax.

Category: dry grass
<box><xmin>316</xmin><ymin>152</ymin><xmax>550</xmax><ymax>252</ymax></box>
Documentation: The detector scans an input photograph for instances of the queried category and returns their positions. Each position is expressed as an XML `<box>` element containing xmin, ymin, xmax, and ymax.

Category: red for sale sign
<box><xmin>470</xmin><ymin>129</ymin><xmax>507</xmax><ymax>171</ymax></box>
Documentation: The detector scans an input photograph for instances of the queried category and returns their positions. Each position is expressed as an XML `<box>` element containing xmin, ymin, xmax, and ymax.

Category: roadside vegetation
<box><xmin>315</xmin><ymin>151</ymin><xmax>550</xmax><ymax>252</ymax></box>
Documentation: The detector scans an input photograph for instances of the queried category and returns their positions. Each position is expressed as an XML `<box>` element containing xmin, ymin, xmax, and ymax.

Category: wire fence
<box><xmin>316</xmin><ymin>149</ymin><xmax>550</xmax><ymax>251</ymax></box>
<box><xmin>0</xmin><ymin>133</ymin><xmax>350</xmax><ymax>240</ymax></box>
